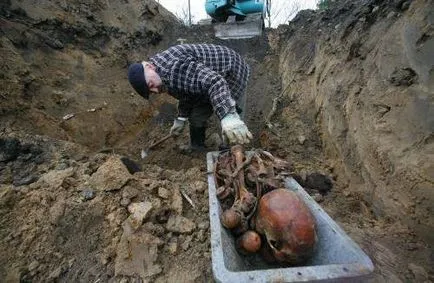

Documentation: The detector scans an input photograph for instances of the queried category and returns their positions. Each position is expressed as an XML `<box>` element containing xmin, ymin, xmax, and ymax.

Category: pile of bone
<box><xmin>214</xmin><ymin>145</ymin><xmax>317</xmax><ymax>264</ymax></box>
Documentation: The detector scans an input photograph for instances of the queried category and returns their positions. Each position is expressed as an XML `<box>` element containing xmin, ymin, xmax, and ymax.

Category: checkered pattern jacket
<box><xmin>149</xmin><ymin>44</ymin><xmax>250</xmax><ymax>120</ymax></box>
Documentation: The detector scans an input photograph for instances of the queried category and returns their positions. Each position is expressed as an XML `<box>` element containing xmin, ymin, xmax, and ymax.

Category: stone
<box><xmin>28</xmin><ymin>260</ymin><xmax>40</xmax><ymax>271</ymax></box>
<box><xmin>166</xmin><ymin>215</ymin><xmax>196</xmax><ymax>234</ymax></box>
<box><xmin>184</xmin><ymin>167</ymin><xmax>202</xmax><ymax>180</ymax></box>
<box><xmin>196</xmin><ymin>229</ymin><xmax>206</xmax><ymax>242</ymax></box>
<box><xmin>312</xmin><ymin>193</ymin><xmax>324</xmax><ymax>203</ymax></box>
<box><xmin>360</xmin><ymin>202</ymin><xmax>372</xmax><ymax>217</ymax></box>
<box><xmin>115</xmin><ymin>231</ymin><xmax>163</xmax><ymax>280</ymax></box>
<box><xmin>387</xmin><ymin>11</ymin><xmax>397</xmax><ymax>19</ymax></box>
<box><xmin>107</xmin><ymin>209</ymin><xmax>127</xmax><ymax>228</ymax></box>
<box><xmin>81</xmin><ymin>189</ymin><xmax>95</xmax><ymax>201</ymax></box>
<box><xmin>128</xmin><ymin>202</ymin><xmax>153</xmax><ymax>222</ymax></box>
<box><xmin>120</xmin><ymin>198</ymin><xmax>131</xmax><ymax>207</ymax></box>
<box><xmin>53</xmin><ymin>252</ymin><xmax>63</xmax><ymax>259</ymax></box>
<box><xmin>89</xmin><ymin>156</ymin><xmax>131</xmax><ymax>191</ymax></box>
<box><xmin>191</xmin><ymin>181</ymin><xmax>207</xmax><ymax>193</ymax></box>
<box><xmin>181</xmin><ymin>235</ymin><xmax>193</xmax><ymax>251</ymax></box>
<box><xmin>122</xmin><ymin>186</ymin><xmax>139</xmax><ymax>200</ymax></box>
<box><xmin>297</xmin><ymin>135</ymin><xmax>306</xmax><ymax>145</ymax></box>
<box><xmin>142</xmin><ymin>222</ymin><xmax>165</xmax><ymax>237</ymax></box>
<box><xmin>36</xmin><ymin>167</ymin><xmax>74</xmax><ymax>189</ymax></box>
<box><xmin>167</xmin><ymin>241</ymin><xmax>178</xmax><ymax>255</ymax></box>
<box><xmin>49</xmin><ymin>200</ymin><xmax>66</xmax><ymax>225</ymax></box>
<box><xmin>56</xmin><ymin>162</ymin><xmax>69</xmax><ymax>170</ymax></box>
<box><xmin>198</xmin><ymin>221</ymin><xmax>209</xmax><ymax>230</ymax></box>
<box><xmin>371</xmin><ymin>6</ymin><xmax>379</xmax><ymax>13</ymax></box>
<box><xmin>170</xmin><ymin>187</ymin><xmax>183</xmax><ymax>214</ymax></box>
<box><xmin>124</xmin><ymin>202</ymin><xmax>153</xmax><ymax>232</ymax></box>
<box><xmin>201</xmin><ymin>206</ymin><xmax>209</xmax><ymax>213</ymax></box>
<box><xmin>158</xmin><ymin>187</ymin><xmax>170</xmax><ymax>199</ymax></box>
<box><xmin>151</xmin><ymin>198</ymin><xmax>162</xmax><ymax>212</ymax></box>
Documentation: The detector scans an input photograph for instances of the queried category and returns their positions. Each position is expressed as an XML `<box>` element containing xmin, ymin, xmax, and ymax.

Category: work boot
<box><xmin>179</xmin><ymin>126</ymin><xmax>207</xmax><ymax>154</ymax></box>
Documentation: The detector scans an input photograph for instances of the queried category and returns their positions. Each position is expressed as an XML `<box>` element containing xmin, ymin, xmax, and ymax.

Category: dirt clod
<box><xmin>89</xmin><ymin>156</ymin><xmax>131</xmax><ymax>191</ymax></box>
<box><xmin>166</xmin><ymin>215</ymin><xmax>196</xmax><ymax>234</ymax></box>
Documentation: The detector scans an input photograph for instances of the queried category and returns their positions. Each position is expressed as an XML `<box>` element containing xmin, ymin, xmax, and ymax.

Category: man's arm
<box><xmin>226</xmin><ymin>62</ymin><xmax>250</xmax><ymax>104</ymax></box>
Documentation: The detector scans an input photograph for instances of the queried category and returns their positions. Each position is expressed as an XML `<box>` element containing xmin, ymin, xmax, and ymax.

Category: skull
<box><xmin>255</xmin><ymin>189</ymin><xmax>317</xmax><ymax>264</ymax></box>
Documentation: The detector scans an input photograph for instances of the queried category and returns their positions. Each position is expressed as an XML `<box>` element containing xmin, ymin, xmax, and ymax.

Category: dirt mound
<box><xmin>0</xmin><ymin>133</ymin><xmax>212</xmax><ymax>282</ymax></box>
<box><xmin>0</xmin><ymin>0</ymin><xmax>179</xmax><ymax>150</ymax></box>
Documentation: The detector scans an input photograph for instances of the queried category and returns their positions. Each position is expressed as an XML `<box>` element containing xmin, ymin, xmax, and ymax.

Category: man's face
<box><xmin>143</xmin><ymin>62</ymin><xmax>162</xmax><ymax>93</ymax></box>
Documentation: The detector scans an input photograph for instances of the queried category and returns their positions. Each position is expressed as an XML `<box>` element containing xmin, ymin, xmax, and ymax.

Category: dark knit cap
<box><xmin>128</xmin><ymin>63</ymin><xmax>149</xmax><ymax>99</ymax></box>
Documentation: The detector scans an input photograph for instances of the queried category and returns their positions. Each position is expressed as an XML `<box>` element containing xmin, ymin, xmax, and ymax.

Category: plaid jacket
<box><xmin>149</xmin><ymin>44</ymin><xmax>250</xmax><ymax>120</ymax></box>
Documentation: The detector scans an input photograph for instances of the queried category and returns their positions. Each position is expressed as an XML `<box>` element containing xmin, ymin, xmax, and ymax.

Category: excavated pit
<box><xmin>0</xmin><ymin>0</ymin><xmax>433</xmax><ymax>282</ymax></box>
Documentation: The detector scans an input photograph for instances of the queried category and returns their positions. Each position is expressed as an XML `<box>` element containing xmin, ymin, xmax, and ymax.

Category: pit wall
<box><xmin>0</xmin><ymin>0</ymin><xmax>179</xmax><ymax>149</ymax></box>
<box><xmin>273</xmin><ymin>0</ymin><xmax>433</xmax><ymax>244</ymax></box>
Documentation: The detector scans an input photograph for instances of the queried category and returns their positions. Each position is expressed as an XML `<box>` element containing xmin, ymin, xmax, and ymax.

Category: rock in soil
<box><xmin>89</xmin><ymin>156</ymin><xmax>131</xmax><ymax>191</ymax></box>
<box><xmin>166</xmin><ymin>215</ymin><xmax>196</xmax><ymax>234</ymax></box>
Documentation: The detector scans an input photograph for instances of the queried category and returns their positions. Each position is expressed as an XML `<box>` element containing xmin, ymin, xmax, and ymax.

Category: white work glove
<box><xmin>221</xmin><ymin>113</ymin><xmax>253</xmax><ymax>144</ymax></box>
<box><xmin>170</xmin><ymin>117</ymin><xmax>187</xmax><ymax>136</ymax></box>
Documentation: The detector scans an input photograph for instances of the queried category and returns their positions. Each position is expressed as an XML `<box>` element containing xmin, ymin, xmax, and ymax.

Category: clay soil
<box><xmin>0</xmin><ymin>0</ymin><xmax>433</xmax><ymax>282</ymax></box>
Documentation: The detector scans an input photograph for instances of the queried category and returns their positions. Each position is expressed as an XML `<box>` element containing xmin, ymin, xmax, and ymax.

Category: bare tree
<box><xmin>267</xmin><ymin>0</ymin><xmax>301</xmax><ymax>28</ymax></box>
<box><xmin>175</xmin><ymin>1</ymin><xmax>194</xmax><ymax>26</ymax></box>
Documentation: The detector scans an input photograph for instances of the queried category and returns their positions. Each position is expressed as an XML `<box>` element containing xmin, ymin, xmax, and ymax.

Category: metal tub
<box><xmin>206</xmin><ymin>152</ymin><xmax>374</xmax><ymax>282</ymax></box>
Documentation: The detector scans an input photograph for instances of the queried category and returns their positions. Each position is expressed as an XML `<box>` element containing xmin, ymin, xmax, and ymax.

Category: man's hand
<box><xmin>221</xmin><ymin>113</ymin><xmax>252</xmax><ymax>144</ymax></box>
<box><xmin>170</xmin><ymin>117</ymin><xmax>187</xmax><ymax>136</ymax></box>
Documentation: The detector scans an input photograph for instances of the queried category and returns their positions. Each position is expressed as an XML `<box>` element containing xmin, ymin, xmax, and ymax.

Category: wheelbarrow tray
<box><xmin>206</xmin><ymin>151</ymin><xmax>374</xmax><ymax>283</ymax></box>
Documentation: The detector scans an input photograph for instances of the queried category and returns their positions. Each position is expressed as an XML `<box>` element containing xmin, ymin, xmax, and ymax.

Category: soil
<box><xmin>0</xmin><ymin>0</ymin><xmax>433</xmax><ymax>282</ymax></box>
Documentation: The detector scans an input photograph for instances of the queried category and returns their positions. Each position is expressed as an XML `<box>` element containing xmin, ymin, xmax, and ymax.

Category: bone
<box><xmin>231</xmin><ymin>145</ymin><xmax>256</xmax><ymax>214</ymax></box>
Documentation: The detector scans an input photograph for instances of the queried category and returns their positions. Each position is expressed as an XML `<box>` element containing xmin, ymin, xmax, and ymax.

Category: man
<box><xmin>127</xmin><ymin>43</ymin><xmax>252</xmax><ymax>152</ymax></box>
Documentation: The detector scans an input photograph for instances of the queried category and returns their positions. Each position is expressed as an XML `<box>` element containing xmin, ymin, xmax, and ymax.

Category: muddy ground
<box><xmin>0</xmin><ymin>0</ymin><xmax>433</xmax><ymax>282</ymax></box>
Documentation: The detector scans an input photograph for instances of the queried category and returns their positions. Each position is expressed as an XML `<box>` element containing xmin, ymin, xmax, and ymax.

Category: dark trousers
<box><xmin>188</xmin><ymin>101</ymin><xmax>213</xmax><ymax>148</ymax></box>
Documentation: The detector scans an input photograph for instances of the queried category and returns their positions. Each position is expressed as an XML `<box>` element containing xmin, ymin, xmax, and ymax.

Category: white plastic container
<box><xmin>207</xmin><ymin>152</ymin><xmax>374</xmax><ymax>283</ymax></box>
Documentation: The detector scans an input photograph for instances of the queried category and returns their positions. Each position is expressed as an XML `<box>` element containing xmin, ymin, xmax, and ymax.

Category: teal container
<box><xmin>205</xmin><ymin>0</ymin><xmax>265</xmax><ymax>21</ymax></box>
<box><xmin>232</xmin><ymin>0</ymin><xmax>264</xmax><ymax>15</ymax></box>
